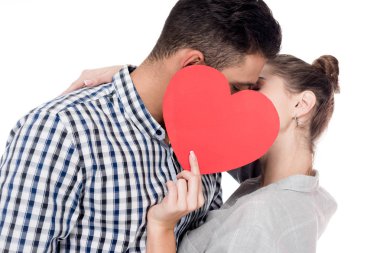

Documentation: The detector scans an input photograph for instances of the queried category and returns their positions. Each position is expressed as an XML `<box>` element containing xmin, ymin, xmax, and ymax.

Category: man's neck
<box><xmin>130</xmin><ymin>59</ymin><xmax>174</xmax><ymax>126</ymax></box>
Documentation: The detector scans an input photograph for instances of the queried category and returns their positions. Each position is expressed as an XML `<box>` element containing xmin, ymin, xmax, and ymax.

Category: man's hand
<box><xmin>61</xmin><ymin>65</ymin><xmax>123</xmax><ymax>95</ymax></box>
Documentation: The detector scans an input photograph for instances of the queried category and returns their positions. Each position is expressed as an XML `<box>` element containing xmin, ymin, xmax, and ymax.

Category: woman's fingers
<box><xmin>189</xmin><ymin>151</ymin><xmax>200</xmax><ymax>175</ymax></box>
<box><xmin>176</xmin><ymin>151</ymin><xmax>200</xmax><ymax>180</ymax></box>
<box><xmin>185</xmin><ymin>175</ymin><xmax>199</xmax><ymax>211</ymax></box>
<box><xmin>188</xmin><ymin>151</ymin><xmax>205</xmax><ymax>206</ymax></box>
<box><xmin>189</xmin><ymin>151</ymin><xmax>205</xmax><ymax>207</ymax></box>
<box><xmin>148</xmin><ymin>160</ymin><xmax>203</xmax><ymax>231</ymax></box>
<box><xmin>61</xmin><ymin>79</ymin><xmax>86</xmax><ymax>95</ymax></box>
<box><xmin>61</xmin><ymin>65</ymin><xmax>123</xmax><ymax>95</ymax></box>
<box><xmin>175</xmin><ymin>151</ymin><xmax>205</xmax><ymax>210</ymax></box>
<box><xmin>176</xmin><ymin>171</ymin><xmax>199</xmax><ymax>209</ymax></box>
<box><xmin>165</xmin><ymin>181</ymin><xmax>177</xmax><ymax>206</ymax></box>
<box><xmin>176</xmin><ymin>179</ymin><xmax>188</xmax><ymax>211</ymax></box>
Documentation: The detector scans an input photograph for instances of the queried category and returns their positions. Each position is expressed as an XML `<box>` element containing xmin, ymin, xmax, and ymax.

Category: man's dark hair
<box><xmin>149</xmin><ymin>0</ymin><xmax>282</xmax><ymax>70</ymax></box>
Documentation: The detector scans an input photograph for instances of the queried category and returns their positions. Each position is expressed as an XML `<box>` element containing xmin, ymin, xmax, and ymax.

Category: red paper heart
<box><xmin>163</xmin><ymin>65</ymin><xmax>279</xmax><ymax>174</ymax></box>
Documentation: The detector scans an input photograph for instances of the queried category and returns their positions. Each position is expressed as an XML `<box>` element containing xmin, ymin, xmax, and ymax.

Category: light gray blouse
<box><xmin>178</xmin><ymin>172</ymin><xmax>337</xmax><ymax>253</ymax></box>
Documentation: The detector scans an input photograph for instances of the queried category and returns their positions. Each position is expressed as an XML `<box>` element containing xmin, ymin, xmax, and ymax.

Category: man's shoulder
<box><xmin>36</xmin><ymin>83</ymin><xmax>115</xmax><ymax>115</ymax></box>
<box><xmin>9</xmin><ymin>83</ymin><xmax>117</xmax><ymax>140</ymax></box>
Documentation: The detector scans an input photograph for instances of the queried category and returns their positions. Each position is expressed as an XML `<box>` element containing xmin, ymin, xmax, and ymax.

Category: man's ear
<box><xmin>181</xmin><ymin>50</ymin><xmax>205</xmax><ymax>67</ymax></box>
<box><xmin>294</xmin><ymin>90</ymin><xmax>317</xmax><ymax>119</ymax></box>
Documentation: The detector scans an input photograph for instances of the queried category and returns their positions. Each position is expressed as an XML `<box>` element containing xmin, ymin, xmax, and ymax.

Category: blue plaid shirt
<box><xmin>0</xmin><ymin>66</ymin><xmax>222</xmax><ymax>252</ymax></box>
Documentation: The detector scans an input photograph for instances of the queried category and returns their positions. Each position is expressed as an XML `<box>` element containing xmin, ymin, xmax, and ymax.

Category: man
<box><xmin>0</xmin><ymin>0</ymin><xmax>281</xmax><ymax>251</ymax></box>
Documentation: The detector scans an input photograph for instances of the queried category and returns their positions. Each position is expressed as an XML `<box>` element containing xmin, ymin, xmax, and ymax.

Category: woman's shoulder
<box><xmin>179</xmin><ymin>173</ymin><xmax>337</xmax><ymax>253</ymax></box>
<box><xmin>238</xmin><ymin>173</ymin><xmax>337</xmax><ymax>238</ymax></box>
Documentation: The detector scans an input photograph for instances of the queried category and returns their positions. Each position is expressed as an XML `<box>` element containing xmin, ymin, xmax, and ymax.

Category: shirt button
<box><xmin>156</xmin><ymin>129</ymin><xmax>162</xmax><ymax>136</ymax></box>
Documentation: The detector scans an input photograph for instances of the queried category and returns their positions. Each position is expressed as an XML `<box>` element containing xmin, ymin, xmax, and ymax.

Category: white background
<box><xmin>0</xmin><ymin>1</ymin><xmax>379</xmax><ymax>252</ymax></box>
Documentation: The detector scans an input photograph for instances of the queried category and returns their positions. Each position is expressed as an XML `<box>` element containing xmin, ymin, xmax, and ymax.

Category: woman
<box><xmin>69</xmin><ymin>54</ymin><xmax>339</xmax><ymax>252</ymax></box>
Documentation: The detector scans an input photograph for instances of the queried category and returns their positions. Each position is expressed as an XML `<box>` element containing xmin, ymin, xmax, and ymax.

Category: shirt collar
<box><xmin>112</xmin><ymin>65</ymin><xmax>166</xmax><ymax>141</ymax></box>
<box><xmin>275</xmin><ymin>171</ymin><xmax>320</xmax><ymax>193</ymax></box>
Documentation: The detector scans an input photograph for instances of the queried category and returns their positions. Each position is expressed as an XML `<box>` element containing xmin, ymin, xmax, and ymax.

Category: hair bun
<box><xmin>312</xmin><ymin>55</ymin><xmax>340</xmax><ymax>93</ymax></box>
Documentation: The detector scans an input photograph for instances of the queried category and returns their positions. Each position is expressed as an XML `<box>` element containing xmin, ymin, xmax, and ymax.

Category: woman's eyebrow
<box><xmin>257</xmin><ymin>77</ymin><xmax>266</xmax><ymax>85</ymax></box>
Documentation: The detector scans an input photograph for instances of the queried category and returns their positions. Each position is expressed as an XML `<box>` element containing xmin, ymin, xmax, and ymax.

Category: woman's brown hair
<box><xmin>267</xmin><ymin>54</ymin><xmax>340</xmax><ymax>153</ymax></box>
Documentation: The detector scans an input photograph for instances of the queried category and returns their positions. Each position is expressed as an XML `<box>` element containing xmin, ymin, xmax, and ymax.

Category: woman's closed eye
<box><xmin>230</xmin><ymin>82</ymin><xmax>256</xmax><ymax>94</ymax></box>
<box><xmin>250</xmin><ymin>78</ymin><xmax>265</xmax><ymax>91</ymax></box>
<box><xmin>249</xmin><ymin>83</ymin><xmax>260</xmax><ymax>91</ymax></box>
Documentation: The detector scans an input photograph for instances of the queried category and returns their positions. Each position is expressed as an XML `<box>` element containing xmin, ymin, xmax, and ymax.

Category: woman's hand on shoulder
<box><xmin>148</xmin><ymin>151</ymin><xmax>205</xmax><ymax>231</ymax></box>
<box><xmin>61</xmin><ymin>65</ymin><xmax>123</xmax><ymax>95</ymax></box>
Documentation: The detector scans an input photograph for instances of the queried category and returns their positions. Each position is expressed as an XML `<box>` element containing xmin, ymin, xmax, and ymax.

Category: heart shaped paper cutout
<box><xmin>163</xmin><ymin>65</ymin><xmax>279</xmax><ymax>174</ymax></box>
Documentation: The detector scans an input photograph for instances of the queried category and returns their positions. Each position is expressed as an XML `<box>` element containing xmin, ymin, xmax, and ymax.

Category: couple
<box><xmin>0</xmin><ymin>0</ymin><xmax>337</xmax><ymax>252</ymax></box>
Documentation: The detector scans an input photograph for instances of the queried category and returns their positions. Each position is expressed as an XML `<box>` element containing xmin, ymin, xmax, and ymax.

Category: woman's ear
<box><xmin>294</xmin><ymin>90</ymin><xmax>317</xmax><ymax>119</ymax></box>
<box><xmin>181</xmin><ymin>50</ymin><xmax>205</xmax><ymax>67</ymax></box>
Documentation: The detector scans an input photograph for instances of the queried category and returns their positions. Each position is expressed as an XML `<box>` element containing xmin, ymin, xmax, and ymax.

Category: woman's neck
<box><xmin>261</xmin><ymin>130</ymin><xmax>313</xmax><ymax>186</ymax></box>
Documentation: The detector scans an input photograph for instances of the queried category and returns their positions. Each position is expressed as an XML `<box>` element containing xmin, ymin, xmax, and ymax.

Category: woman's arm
<box><xmin>62</xmin><ymin>65</ymin><xmax>123</xmax><ymax>95</ymax></box>
<box><xmin>147</xmin><ymin>151</ymin><xmax>205</xmax><ymax>253</ymax></box>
